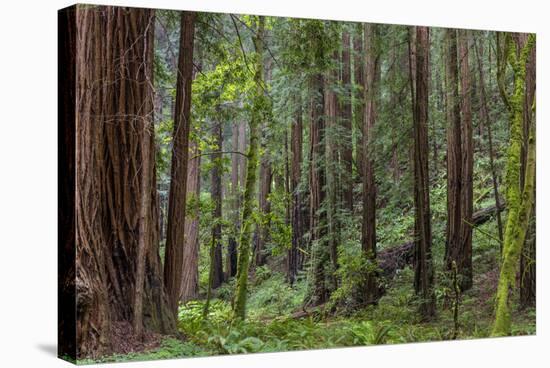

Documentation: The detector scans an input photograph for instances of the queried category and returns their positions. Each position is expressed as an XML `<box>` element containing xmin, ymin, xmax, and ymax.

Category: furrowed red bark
<box><xmin>73</xmin><ymin>5</ymin><xmax>175</xmax><ymax>359</ymax></box>
<box><xmin>180</xmin><ymin>138</ymin><xmax>201</xmax><ymax>302</ymax></box>
<box><xmin>164</xmin><ymin>11</ymin><xmax>196</xmax><ymax>315</ymax></box>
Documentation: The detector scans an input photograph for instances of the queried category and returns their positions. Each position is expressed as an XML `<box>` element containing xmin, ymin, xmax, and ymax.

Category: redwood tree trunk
<box><xmin>310</xmin><ymin>72</ymin><xmax>329</xmax><ymax>305</ymax></box>
<box><xmin>210</xmin><ymin>121</ymin><xmax>225</xmax><ymax>289</ymax></box>
<box><xmin>340</xmin><ymin>29</ymin><xmax>354</xmax><ymax>211</ymax></box>
<box><xmin>164</xmin><ymin>11</ymin><xmax>196</xmax><ymax>314</ymax></box>
<box><xmin>353</xmin><ymin>24</ymin><xmax>365</xmax><ymax>181</ymax></box>
<box><xmin>444</xmin><ymin>29</ymin><xmax>463</xmax><ymax>279</ymax></box>
<box><xmin>458</xmin><ymin>29</ymin><xmax>473</xmax><ymax>291</ymax></box>
<box><xmin>74</xmin><ymin>5</ymin><xmax>175</xmax><ymax>359</ymax></box>
<box><xmin>227</xmin><ymin>123</ymin><xmax>241</xmax><ymax>279</ymax></box>
<box><xmin>180</xmin><ymin>138</ymin><xmax>201</xmax><ymax>302</ymax></box>
<box><xmin>361</xmin><ymin>23</ymin><xmax>380</xmax><ymax>305</ymax></box>
<box><xmin>520</xmin><ymin>39</ymin><xmax>536</xmax><ymax>309</ymax></box>
<box><xmin>255</xmin><ymin>151</ymin><xmax>272</xmax><ymax>267</ymax></box>
<box><xmin>288</xmin><ymin>100</ymin><xmax>303</xmax><ymax>284</ymax></box>
<box><xmin>411</xmin><ymin>26</ymin><xmax>435</xmax><ymax>319</ymax></box>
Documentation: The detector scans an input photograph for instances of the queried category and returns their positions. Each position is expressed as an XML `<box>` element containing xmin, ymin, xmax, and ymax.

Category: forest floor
<box><xmin>80</xmin><ymin>230</ymin><xmax>535</xmax><ymax>364</ymax></box>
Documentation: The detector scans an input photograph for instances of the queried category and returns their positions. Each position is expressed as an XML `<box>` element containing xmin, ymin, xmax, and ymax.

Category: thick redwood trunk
<box><xmin>74</xmin><ymin>5</ymin><xmax>175</xmax><ymax>358</ymax></box>
<box><xmin>164</xmin><ymin>11</ymin><xmax>196</xmax><ymax>314</ymax></box>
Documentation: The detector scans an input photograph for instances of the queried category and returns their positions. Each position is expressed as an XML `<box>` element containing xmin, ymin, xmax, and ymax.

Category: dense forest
<box><xmin>59</xmin><ymin>5</ymin><xmax>536</xmax><ymax>363</ymax></box>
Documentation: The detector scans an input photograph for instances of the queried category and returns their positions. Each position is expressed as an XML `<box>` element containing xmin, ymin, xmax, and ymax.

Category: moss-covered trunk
<box><xmin>492</xmin><ymin>33</ymin><xmax>535</xmax><ymax>336</ymax></box>
<box><xmin>233</xmin><ymin>16</ymin><xmax>266</xmax><ymax>320</ymax></box>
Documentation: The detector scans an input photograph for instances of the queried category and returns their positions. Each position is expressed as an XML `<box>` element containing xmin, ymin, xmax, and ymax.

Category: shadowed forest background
<box><xmin>58</xmin><ymin>4</ymin><xmax>536</xmax><ymax>363</ymax></box>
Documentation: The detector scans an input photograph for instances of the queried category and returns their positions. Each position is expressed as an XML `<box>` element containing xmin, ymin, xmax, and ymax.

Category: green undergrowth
<box><xmin>81</xmin><ymin>232</ymin><xmax>535</xmax><ymax>364</ymax></box>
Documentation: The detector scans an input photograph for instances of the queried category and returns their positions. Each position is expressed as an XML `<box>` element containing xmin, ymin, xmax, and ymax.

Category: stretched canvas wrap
<box><xmin>58</xmin><ymin>3</ymin><xmax>536</xmax><ymax>364</ymax></box>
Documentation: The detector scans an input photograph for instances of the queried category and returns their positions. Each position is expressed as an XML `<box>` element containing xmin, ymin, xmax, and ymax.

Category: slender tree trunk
<box><xmin>227</xmin><ymin>124</ymin><xmax>241</xmax><ymax>279</ymax></box>
<box><xmin>458</xmin><ymin>29</ymin><xmax>473</xmax><ymax>291</ymax></box>
<box><xmin>233</xmin><ymin>16</ymin><xmax>266</xmax><ymax>320</ymax></box>
<box><xmin>310</xmin><ymin>72</ymin><xmax>329</xmax><ymax>305</ymax></box>
<box><xmin>519</xmin><ymin>40</ymin><xmax>536</xmax><ymax>309</ymax></box>
<box><xmin>361</xmin><ymin>23</ymin><xmax>380</xmax><ymax>305</ymax></box>
<box><xmin>444</xmin><ymin>29</ymin><xmax>463</xmax><ymax>279</ymax></box>
<box><xmin>74</xmin><ymin>5</ymin><xmax>175</xmax><ymax>358</ymax></box>
<box><xmin>211</xmin><ymin>121</ymin><xmax>225</xmax><ymax>289</ymax></box>
<box><xmin>411</xmin><ymin>26</ymin><xmax>435</xmax><ymax>319</ymax></box>
<box><xmin>255</xmin><ymin>150</ymin><xmax>272</xmax><ymax>266</ymax></box>
<box><xmin>475</xmin><ymin>38</ymin><xmax>504</xmax><ymax>245</ymax></box>
<box><xmin>164</xmin><ymin>11</ymin><xmax>196</xmax><ymax>315</ymax></box>
<box><xmin>353</xmin><ymin>24</ymin><xmax>365</xmax><ymax>181</ymax></box>
<box><xmin>288</xmin><ymin>100</ymin><xmax>303</xmax><ymax>284</ymax></box>
<box><xmin>341</xmin><ymin>29</ymin><xmax>354</xmax><ymax>211</ymax></box>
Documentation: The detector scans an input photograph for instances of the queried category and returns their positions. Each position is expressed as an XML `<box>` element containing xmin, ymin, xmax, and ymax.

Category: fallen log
<box><xmin>377</xmin><ymin>202</ymin><xmax>505</xmax><ymax>279</ymax></box>
<box><xmin>471</xmin><ymin>201</ymin><xmax>505</xmax><ymax>226</ymax></box>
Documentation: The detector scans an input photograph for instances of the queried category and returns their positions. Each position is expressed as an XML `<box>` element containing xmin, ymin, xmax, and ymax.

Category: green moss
<box><xmin>492</xmin><ymin>34</ymin><xmax>535</xmax><ymax>337</ymax></box>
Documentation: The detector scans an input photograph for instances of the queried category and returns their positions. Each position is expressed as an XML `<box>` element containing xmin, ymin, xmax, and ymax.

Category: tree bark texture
<box><xmin>164</xmin><ymin>11</ymin><xmax>196</xmax><ymax>314</ymax></box>
<box><xmin>180</xmin><ymin>138</ymin><xmax>201</xmax><ymax>302</ymax></box>
<box><xmin>74</xmin><ymin>5</ymin><xmax>175</xmax><ymax>358</ymax></box>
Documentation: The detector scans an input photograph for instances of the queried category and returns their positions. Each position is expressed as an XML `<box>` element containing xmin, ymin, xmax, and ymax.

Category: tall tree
<box><xmin>444</xmin><ymin>29</ymin><xmax>463</xmax><ymax>282</ymax></box>
<box><xmin>474</xmin><ymin>37</ymin><xmax>504</xmax><ymax>245</ymax></box>
<box><xmin>458</xmin><ymin>29</ymin><xmax>473</xmax><ymax>291</ymax></box>
<box><xmin>519</xmin><ymin>37</ymin><xmax>536</xmax><ymax>309</ymax></box>
<box><xmin>310</xmin><ymin>70</ymin><xmax>329</xmax><ymax>305</ymax></box>
<box><xmin>288</xmin><ymin>99</ymin><xmax>303</xmax><ymax>284</ymax></box>
<box><xmin>361</xmin><ymin>23</ymin><xmax>381</xmax><ymax>305</ymax></box>
<box><xmin>227</xmin><ymin>123</ymin><xmax>241</xmax><ymax>279</ymax></box>
<box><xmin>492</xmin><ymin>33</ymin><xmax>535</xmax><ymax>336</ymax></box>
<box><xmin>74</xmin><ymin>5</ymin><xmax>175</xmax><ymax>358</ymax></box>
<box><xmin>210</xmin><ymin>121</ymin><xmax>225</xmax><ymax>289</ymax></box>
<box><xmin>164</xmin><ymin>11</ymin><xmax>196</xmax><ymax>315</ymax></box>
<box><xmin>411</xmin><ymin>26</ymin><xmax>436</xmax><ymax>319</ymax></box>
<box><xmin>233</xmin><ymin>16</ymin><xmax>266</xmax><ymax>319</ymax></box>
<box><xmin>326</xmin><ymin>50</ymin><xmax>341</xmax><ymax>285</ymax></box>
<box><xmin>340</xmin><ymin>28</ymin><xmax>354</xmax><ymax>211</ymax></box>
<box><xmin>353</xmin><ymin>24</ymin><xmax>365</xmax><ymax>180</ymax></box>
<box><xmin>255</xmin><ymin>145</ymin><xmax>272</xmax><ymax>266</ymax></box>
